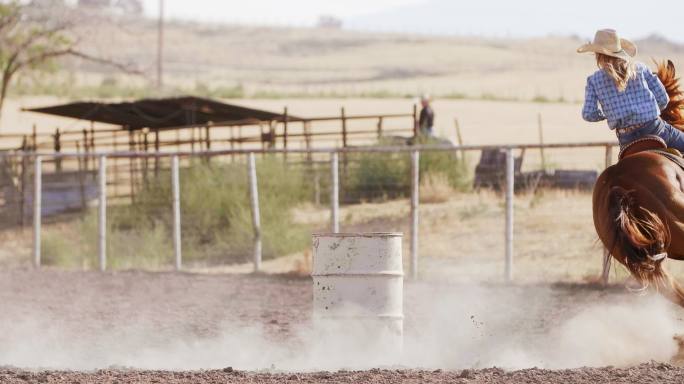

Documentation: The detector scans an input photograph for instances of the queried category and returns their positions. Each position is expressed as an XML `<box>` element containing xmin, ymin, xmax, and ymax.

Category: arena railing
<box><xmin>0</xmin><ymin>141</ymin><xmax>618</xmax><ymax>282</ymax></box>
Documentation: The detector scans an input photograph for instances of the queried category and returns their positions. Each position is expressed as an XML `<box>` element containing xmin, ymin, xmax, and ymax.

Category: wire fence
<box><xmin>0</xmin><ymin>142</ymin><xmax>624</xmax><ymax>282</ymax></box>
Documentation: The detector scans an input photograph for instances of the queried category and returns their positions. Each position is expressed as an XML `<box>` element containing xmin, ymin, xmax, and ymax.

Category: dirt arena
<box><xmin>2</xmin><ymin>362</ymin><xmax>684</xmax><ymax>383</ymax></box>
<box><xmin>1</xmin><ymin>269</ymin><xmax>684</xmax><ymax>383</ymax></box>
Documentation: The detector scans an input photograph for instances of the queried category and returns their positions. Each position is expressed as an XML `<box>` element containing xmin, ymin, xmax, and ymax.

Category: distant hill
<box><xmin>635</xmin><ymin>34</ymin><xmax>684</xmax><ymax>54</ymax></box>
<box><xmin>16</xmin><ymin>5</ymin><xmax>684</xmax><ymax>102</ymax></box>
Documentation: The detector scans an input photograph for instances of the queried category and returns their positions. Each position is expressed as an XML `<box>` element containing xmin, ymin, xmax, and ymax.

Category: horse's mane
<box><xmin>657</xmin><ymin>60</ymin><xmax>684</xmax><ymax>129</ymax></box>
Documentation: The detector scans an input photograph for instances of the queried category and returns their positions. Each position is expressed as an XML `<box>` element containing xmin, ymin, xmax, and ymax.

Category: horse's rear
<box><xmin>593</xmin><ymin>60</ymin><xmax>684</xmax><ymax>306</ymax></box>
<box><xmin>594</xmin><ymin>152</ymin><xmax>684</xmax><ymax>306</ymax></box>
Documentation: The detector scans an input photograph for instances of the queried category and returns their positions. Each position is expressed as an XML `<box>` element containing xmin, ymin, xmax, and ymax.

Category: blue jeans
<box><xmin>617</xmin><ymin>118</ymin><xmax>684</xmax><ymax>152</ymax></box>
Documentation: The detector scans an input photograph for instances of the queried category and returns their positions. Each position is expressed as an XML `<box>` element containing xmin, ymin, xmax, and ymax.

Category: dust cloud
<box><xmin>402</xmin><ymin>285</ymin><xmax>680</xmax><ymax>370</ymax></box>
<box><xmin>0</xmin><ymin>284</ymin><xmax>680</xmax><ymax>371</ymax></box>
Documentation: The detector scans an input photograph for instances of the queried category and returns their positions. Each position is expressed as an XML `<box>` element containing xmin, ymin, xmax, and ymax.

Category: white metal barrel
<box><xmin>312</xmin><ymin>233</ymin><xmax>403</xmax><ymax>362</ymax></box>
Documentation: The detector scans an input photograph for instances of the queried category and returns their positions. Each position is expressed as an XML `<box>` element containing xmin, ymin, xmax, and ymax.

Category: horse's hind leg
<box><xmin>651</xmin><ymin>265</ymin><xmax>684</xmax><ymax>308</ymax></box>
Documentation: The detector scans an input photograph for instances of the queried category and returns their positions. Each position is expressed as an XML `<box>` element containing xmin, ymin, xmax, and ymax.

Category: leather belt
<box><xmin>615</xmin><ymin>123</ymin><xmax>644</xmax><ymax>136</ymax></box>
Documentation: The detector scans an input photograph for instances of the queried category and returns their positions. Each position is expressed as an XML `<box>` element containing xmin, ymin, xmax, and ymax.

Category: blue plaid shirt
<box><xmin>582</xmin><ymin>63</ymin><xmax>669</xmax><ymax>129</ymax></box>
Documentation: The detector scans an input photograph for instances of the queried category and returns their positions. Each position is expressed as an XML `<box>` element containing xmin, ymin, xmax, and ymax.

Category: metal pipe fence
<box><xmin>1</xmin><ymin>141</ymin><xmax>618</xmax><ymax>158</ymax></box>
<box><xmin>171</xmin><ymin>155</ymin><xmax>182</xmax><ymax>271</ymax></box>
<box><xmin>4</xmin><ymin>141</ymin><xmax>619</xmax><ymax>280</ymax></box>
<box><xmin>98</xmin><ymin>155</ymin><xmax>107</xmax><ymax>272</ymax></box>
<box><xmin>505</xmin><ymin>148</ymin><xmax>514</xmax><ymax>282</ymax></box>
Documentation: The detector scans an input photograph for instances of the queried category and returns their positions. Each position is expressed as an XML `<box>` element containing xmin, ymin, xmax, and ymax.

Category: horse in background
<box><xmin>593</xmin><ymin>60</ymin><xmax>684</xmax><ymax>306</ymax></box>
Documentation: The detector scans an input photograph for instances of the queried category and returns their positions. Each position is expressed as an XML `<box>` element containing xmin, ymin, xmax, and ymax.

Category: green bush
<box><xmin>345</xmin><ymin>151</ymin><xmax>411</xmax><ymax>202</ymax></box>
<box><xmin>42</xmin><ymin>209</ymin><xmax>176</xmax><ymax>269</ymax></box>
<box><xmin>344</xmin><ymin>137</ymin><xmax>471</xmax><ymax>202</ymax></box>
<box><xmin>42</xmin><ymin>157</ymin><xmax>312</xmax><ymax>269</ymax></box>
<box><xmin>415</xmin><ymin>136</ymin><xmax>471</xmax><ymax>192</ymax></box>
<box><xmin>42</xmin><ymin>212</ymin><xmax>97</xmax><ymax>269</ymax></box>
<box><xmin>41</xmin><ymin>146</ymin><xmax>469</xmax><ymax>269</ymax></box>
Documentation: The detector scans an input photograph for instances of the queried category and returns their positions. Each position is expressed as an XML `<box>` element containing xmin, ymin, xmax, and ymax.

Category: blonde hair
<box><xmin>596</xmin><ymin>53</ymin><xmax>637</xmax><ymax>92</ymax></box>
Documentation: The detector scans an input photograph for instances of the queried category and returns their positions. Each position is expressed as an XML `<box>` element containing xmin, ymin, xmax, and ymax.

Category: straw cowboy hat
<box><xmin>577</xmin><ymin>29</ymin><xmax>637</xmax><ymax>60</ymax></box>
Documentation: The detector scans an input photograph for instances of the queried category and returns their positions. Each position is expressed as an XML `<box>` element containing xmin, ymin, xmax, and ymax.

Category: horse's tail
<box><xmin>656</xmin><ymin>60</ymin><xmax>684</xmax><ymax>129</ymax></box>
<box><xmin>608</xmin><ymin>186</ymin><xmax>684</xmax><ymax>305</ymax></box>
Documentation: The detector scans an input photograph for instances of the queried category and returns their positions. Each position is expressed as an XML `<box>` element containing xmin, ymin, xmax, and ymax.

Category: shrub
<box><xmin>344</xmin><ymin>137</ymin><xmax>471</xmax><ymax>202</ymax></box>
<box><xmin>43</xmin><ymin>156</ymin><xmax>313</xmax><ymax>269</ymax></box>
<box><xmin>419</xmin><ymin>173</ymin><xmax>453</xmax><ymax>204</ymax></box>
<box><xmin>416</xmin><ymin>136</ymin><xmax>471</xmax><ymax>192</ymax></box>
<box><xmin>345</xmin><ymin>151</ymin><xmax>411</xmax><ymax>202</ymax></box>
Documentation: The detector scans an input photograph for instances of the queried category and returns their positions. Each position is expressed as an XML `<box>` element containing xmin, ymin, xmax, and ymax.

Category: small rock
<box><xmin>459</xmin><ymin>369</ymin><xmax>473</xmax><ymax>379</ymax></box>
<box><xmin>222</xmin><ymin>366</ymin><xmax>233</xmax><ymax>373</ymax></box>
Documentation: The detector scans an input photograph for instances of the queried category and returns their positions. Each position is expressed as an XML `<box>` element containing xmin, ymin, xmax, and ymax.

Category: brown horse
<box><xmin>593</xmin><ymin>60</ymin><xmax>684</xmax><ymax>306</ymax></box>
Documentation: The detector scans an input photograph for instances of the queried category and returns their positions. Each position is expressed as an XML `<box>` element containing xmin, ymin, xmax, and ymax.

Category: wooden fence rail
<box><xmin>1</xmin><ymin>111</ymin><xmax>417</xmax><ymax>156</ymax></box>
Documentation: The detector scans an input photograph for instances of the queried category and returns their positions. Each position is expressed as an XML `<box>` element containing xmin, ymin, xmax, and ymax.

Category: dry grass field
<box><xmin>61</xmin><ymin>17</ymin><xmax>684</xmax><ymax>100</ymax></box>
<box><xmin>7</xmin><ymin>189</ymin><xmax>683</xmax><ymax>285</ymax></box>
<box><xmin>4</xmin><ymin>17</ymin><xmax>683</xmax><ymax>154</ymax></box>
<box><xmin>187</xmin><ymin>187</ymin><xmax>684</xmax><ymax>284</ymax></box>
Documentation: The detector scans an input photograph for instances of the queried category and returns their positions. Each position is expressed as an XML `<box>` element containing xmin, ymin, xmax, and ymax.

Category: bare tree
<box><xmin>0</xmin><ymin>1</ymin><xmax>139</xmax><ymax>130</ymax></box>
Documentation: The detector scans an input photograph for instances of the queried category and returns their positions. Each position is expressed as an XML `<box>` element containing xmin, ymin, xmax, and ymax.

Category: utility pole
<box><xmin>156</xmin><ymin>0</ymin><xmax>164</xmax><ymax>89</ymax></box>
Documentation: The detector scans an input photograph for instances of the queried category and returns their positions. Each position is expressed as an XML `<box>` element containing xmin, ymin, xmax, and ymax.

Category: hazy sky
<box><xmin>141</xmin><ymin>0</ymin><xmax>684</xmax><ymax>41</ymax></box>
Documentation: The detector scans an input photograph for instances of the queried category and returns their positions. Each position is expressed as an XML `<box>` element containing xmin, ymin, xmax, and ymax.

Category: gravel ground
<box><xmin>0</xmin><ymin>269</ymin><xmax>682</xmax><ymax>383</ymax></box>
<box><xmin>2</xmin><ymin>363</ymin><xmax>684</xmax><ymax>384</ymax></box>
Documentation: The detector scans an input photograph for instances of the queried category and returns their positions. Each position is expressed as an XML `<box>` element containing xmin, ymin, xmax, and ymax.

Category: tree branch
<box><xmin>6</xmin><ymin>24</ymin><xmax>71</xmax><ymax>57</ymax></box>
<box><xmin>13</xmin><ymin>48</ymin><xmax>142</xmax><ymax>77</ymax></box>
<box><xmin>11</xmin><ymin>48</ymin><xmax>73</xmax><ymax>76</ymax></box>
<box><xmin>67</xmin><ymin>49</ymin><xmax>143</xmax><ymax>75</ymax></box>
<box><xmin>0</xmin><ymin>5</ymin><xmax>21</xmax><ymax>34</ymax></box>
<box><xmin>4</xmin><ymin>26</ymin><xmax>74</xmax><ymax>77</ymax></box>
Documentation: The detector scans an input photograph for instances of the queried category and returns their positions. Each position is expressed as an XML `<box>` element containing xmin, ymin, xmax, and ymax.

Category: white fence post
<box><xmin>98</xmin><ymin>155</ymin><xmax>107</xmax><ymax>272</ymax></box>
<box><xmin>248</xmin><ymin>153</ymin><xmax>262</xmax><ymax>272</ymax></box>
<box><xmin>410</xmin><ymin>150</ymin><xmax>420</xmax><ymax>280</ymax></box>
<box><xmin>505</xmin><ymin>148</ymin><xmax>514</xmax><ymax>282</ymax></box>
<box><xmin>172</xmin><ymin>155</ymin><xmax>182</xmax><ymax>271</ymax></box>
<box><xmin>33</xmin><ymin>156</ymin><xmax>42</xmax><ymax>268</ymax></box>
<box><xmin>330</xmin><ymin>152</ymin><xmax>339</xmax><ymax>233</ymax></box>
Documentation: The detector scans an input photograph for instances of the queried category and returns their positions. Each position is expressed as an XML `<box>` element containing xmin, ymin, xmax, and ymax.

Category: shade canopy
<box><xmin>25</xmin><ymin>96</ymin><xmax>297</xmax><ymax>130</ymax></box>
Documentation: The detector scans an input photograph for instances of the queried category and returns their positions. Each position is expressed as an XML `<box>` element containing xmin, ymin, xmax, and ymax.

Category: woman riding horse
<box><xmin>579</xmin><ymin>29</ymin><xmax>684</xmax><ymax>150</ymax></box>
<box><xmin>584</xmin><ymin>31</ymin><xmax>684</xmax><ymax>306</ymax></box>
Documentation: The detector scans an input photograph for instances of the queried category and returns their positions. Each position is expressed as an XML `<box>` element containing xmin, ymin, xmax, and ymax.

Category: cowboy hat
<box><xmin>577</xmin><ymin>29</ymin><xmax>637</xmax><ymax>60</ymax></box>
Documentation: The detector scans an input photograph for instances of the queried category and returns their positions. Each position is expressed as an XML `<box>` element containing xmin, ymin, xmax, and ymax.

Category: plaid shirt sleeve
<box><xmin>643</xmin><ymin>67</ymin><xmax>669</xmax><ymax>110</ymax></box>
<box><xmin>582</xmin><ymin>77</ymin><xmax>606</xmax><ymax>122</ymax></box>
